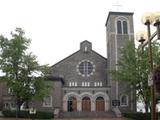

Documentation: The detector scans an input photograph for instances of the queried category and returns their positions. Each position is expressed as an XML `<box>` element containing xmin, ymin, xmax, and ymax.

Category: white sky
<box><xmin>0</xmin><ymin>0</ymin><xmax>160</xmax><ymax>65</ymax></box>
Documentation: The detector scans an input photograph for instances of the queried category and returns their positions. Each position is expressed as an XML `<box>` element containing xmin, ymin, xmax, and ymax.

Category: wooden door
<box><xmin>96</xmin><ymin>97</ymin><xmax>105</xmax><ymax>111</ymax></box>
<box><xmin>72</xmin><ymin>97</ymin><xmax>77</xmax><ymax>111</ymax></box>
<box><xmin>68</xmin><ymin>97</ymin><xmax>77</xmax><ymax>112</ymax></box>
<box><xmin>82</xmin><ymin>97</ymin><xmax>91</xmax><ymax>111</ymax></box>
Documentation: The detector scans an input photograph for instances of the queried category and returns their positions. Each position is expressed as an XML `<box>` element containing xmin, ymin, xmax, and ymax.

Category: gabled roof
<box><xmin>51</xmin><ymin>40</ymin><xmax>107</xmax><ymax>68</ymax></box>
<box><xmin>51</xmin><ymin>50</ymin><xmax>80</xmax><ymax>67</ymax></box>
<box><xmin>92</xmin><ymin>50</ymin><xmax>107</xmax><ymax>61</ymax></box>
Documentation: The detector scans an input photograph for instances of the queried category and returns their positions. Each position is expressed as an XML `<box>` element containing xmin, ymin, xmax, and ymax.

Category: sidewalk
<box><xmin>0</xmin><ymin>118</ymin><xmax>130</xmax><ymax>120</ymax></box>
<box><xmin>55</xmin><ymin>118</ymin><xmax>129</xmax><ymax>120</ymax></box>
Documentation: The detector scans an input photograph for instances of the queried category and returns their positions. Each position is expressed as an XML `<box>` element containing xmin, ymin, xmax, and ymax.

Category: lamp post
<box><xmin>137</xmin><ymin>12</ymin><xmax>160</xmax><ymax>120</ymax></box>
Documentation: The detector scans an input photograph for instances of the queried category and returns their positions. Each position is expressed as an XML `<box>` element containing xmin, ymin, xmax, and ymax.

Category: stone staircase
<box><xmin>59</xmin><ymin>111</ymin><xmax>116</xmax><ymax>118</ymax></box>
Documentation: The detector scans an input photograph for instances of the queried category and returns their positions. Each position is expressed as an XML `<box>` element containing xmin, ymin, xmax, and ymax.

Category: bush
<box><xmin>123</xmin><ymin>112</ymin><xmax>150</xmax><ymax>120</ymax></box>
<box><xmin>123</xmin><ymin>112</ymin><xmax>160</xmax><ymax>120</ymax></box>
<box><xmin>35</xmin><ymin>111</ymin><xmax>54</xmax><ymax>119</ymax></box>
<box><xmin>2</xmin><ymin>110</ymin><xmax>53</xmax><ymax>119</ymax></box>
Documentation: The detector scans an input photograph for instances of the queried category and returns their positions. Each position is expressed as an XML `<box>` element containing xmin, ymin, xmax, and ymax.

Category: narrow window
<box><xmin>8</xmin><ymin>88</ymin><xmax>13</xmax><ymax>94</ymax></box>
<box><xmin>123</xmin><ymin>21</ymin><xmax>128</xmax><ymax>34</ymax></box>
<box><xmin>82</xmin><ymin>82</ymin><xmax>84</xmax><ymax>86</ymax></box>
<box><xmin>117</xmin><ymin>21</ymin><xmax>122</xmax><ymax>34</ymax></box>
<box><xmin>85</xmin><ymin>82</ymin><xmax>87</xmax><ymax>86</ymax></box>
<box><xmin>100</xmin><ymin>82</ymin><xmax>102</xmax><ymax>86</ymax></box>
<box><xmin>88</xmin><ymin>82</ymin><xmax>90</xmax><ymax>87</ymax></box>
<box><xmin>72</xmin><ymin>82</ymin><xmax>74</xmax><ymax>86</ymax></box>
<box><xmin>75</xmin><ymin>82</ymin><xmax>77</xmax><ymax>87</ymax></box>
<box><xmin>120</xmin><ymin>95</ymin><xmax>128</xmax><ymax>106</ymax></box>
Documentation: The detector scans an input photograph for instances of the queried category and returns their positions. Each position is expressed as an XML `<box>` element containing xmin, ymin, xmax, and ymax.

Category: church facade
<box><xmin>0</xmin><ymin>11</ymin><xmax>136</xmax><ymax>117</ymax></box>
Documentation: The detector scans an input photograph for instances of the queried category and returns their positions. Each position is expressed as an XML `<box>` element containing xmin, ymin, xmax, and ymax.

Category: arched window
<box><xmin>120</xmin><ymin>95</ymin><xmax>128</xmax><ymax>106</ymax></box>
<box><xmin>116</xmin><ymin>19</ymin><xmax>128</xmax><ymax>34</ymax></box>
<box><xmin>117</xmin><ymin>21</ymin><xmax>122</xmax><ymax>34</ymax></box>
<box><xmin>123</xmin><ymin>21</ymin><xmax>128</xmax><ymax>34</ymax></box>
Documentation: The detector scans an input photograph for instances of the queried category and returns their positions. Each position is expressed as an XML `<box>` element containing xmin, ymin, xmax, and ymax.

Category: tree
<box><xmin>0</xmin><ymin>28</ymin><xmax>50</xmax><ymax>110</ymax></box>
<box><xmin>108</xmin><ymin>40</ymin><xmax>160</xmax><ymax>113</ymax></box>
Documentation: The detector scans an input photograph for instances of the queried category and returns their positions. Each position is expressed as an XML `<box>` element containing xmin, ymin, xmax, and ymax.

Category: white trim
<box><xmin>80</xmin><ymin>92</ymin><xmax>93</xmax><ymax>99</ymax></box>
<box><xmin>115</xmin><ymin>16</ymin><xmax>130</xmax><ymax>35</ymax></box>
<box><xmin>63</xmin><ymin>92</ymin><xmax>80</xmax><ymax>101</ymax></box>
<box><xmin>76</xmin><ymin>59</ymin><xmax>95</xmax><ymax>77</ymax></box>
<box><xmin>115</xmin><ymin>33</ymin><xmax>119</xmax><ymax>100</ymax></box>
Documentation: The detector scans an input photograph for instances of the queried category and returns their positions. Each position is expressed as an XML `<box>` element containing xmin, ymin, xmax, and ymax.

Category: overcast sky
<box><xmin>0</xmin><ymin>0</ymin><xmax>160</xmax><ymax>65</ymax></box>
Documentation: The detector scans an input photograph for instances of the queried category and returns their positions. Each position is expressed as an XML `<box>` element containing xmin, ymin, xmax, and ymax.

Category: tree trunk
<box><xmin>144</xmin><ymin>101</ymin><xmax>149</xmax><ymax>120</ymax></box>
<box><xmin>145</xmin><ymin>101</ymin><xmax>149</xmax><ymax>113</ymax></box>
<box><xmin>16</xmin><ymin>95</ymin><xmax>24</xmax><ymax>110</ymax></box>
<box><xmin>26</xmin><ymin>100</ymin><xmax>29</xmax><ymax>109</ymax></box>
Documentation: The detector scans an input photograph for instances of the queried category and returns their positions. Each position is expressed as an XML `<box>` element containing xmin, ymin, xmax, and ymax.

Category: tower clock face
<box><xmin>77</xmin><ymin>60</ymin><xmax>95</xmax><ymax>77</ymax></box>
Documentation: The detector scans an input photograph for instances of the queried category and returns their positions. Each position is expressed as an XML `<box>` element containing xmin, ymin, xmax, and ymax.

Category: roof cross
<box><xmin>113</xmin><ymin>0</ymin><xmax>123</xmax><ymax>11</ymax></box>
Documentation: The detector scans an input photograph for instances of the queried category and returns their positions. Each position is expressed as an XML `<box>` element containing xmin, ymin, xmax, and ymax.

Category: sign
<box><xmin>112</xmin><ymin>100</ymin><xmax>120</xmax><ymax>106</ymax></box>
<box><xmin>148</xmin><ymin>72</ymin><xmax>153</xmax><ymax>86</ymax></box>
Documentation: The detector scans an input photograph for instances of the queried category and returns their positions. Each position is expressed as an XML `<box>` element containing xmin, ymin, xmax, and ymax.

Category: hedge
<box><xmin>123</xmin><ymin>112</ymin><xmax>160</xmax><ymax>120</ymax></box>
<box><xmin>2</xmin><ymin>110</ymin><xmax>54</xmax><ymax>119</ymax></box>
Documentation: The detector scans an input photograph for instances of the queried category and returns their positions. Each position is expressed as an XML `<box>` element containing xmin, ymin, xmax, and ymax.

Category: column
<box><xmin>63</xmin><ymin>100</ymin><xmax>67</xmax><ymax>111</ymax></box>
<box><xmin>105</xmin><ymin>100</ymin><xmax>109</xmax><ymax>111</ymax></box>
<box><xmin>77</xmin><ymin>100</ymin><xmax>82</xmax><ymax>111</ymax></box>
<box><xmin>91</xmin><ymin>100</ymin><xmax>95</xmax><ymax>111</ymax></box>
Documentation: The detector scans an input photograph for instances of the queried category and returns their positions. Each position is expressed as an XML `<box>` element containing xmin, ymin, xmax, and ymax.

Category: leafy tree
<box><xmin>0</xmin><ymin>28</ymin><xmax>50</xmax><ymax>110</ymax></box>
<box><xmin>109</xmin><ymin>40</ymin><xmax>160</xmax><ymax>113</ymax></box>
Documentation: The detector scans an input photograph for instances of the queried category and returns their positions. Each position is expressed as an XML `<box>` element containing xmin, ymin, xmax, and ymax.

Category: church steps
<box><xmin>59</xmin><ymin>111</ymin><xmax>116</xmax><ymax>118</ymax></box>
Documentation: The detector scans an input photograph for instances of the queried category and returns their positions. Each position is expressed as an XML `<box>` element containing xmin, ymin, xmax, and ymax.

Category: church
<box><xmin>0</xmin><ymin>11</ymin><xmax>136</xmax><ymax>118</ymax></box>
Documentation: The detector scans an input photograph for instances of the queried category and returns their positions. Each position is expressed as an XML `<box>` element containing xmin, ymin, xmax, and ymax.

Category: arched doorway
<box><xmin>67</xmin><ymin>97</ymin><xmax>77</xmax><ymax>112</ymax></box>
<box><xmin>82</xmin><ymin>96</ymin><xmax>91</xmax><ymax>111</ymax></box>
<box><xmin>96</xmin><ymin>97</ymin><xmax>105</xmax><ymax>111</ymax></box>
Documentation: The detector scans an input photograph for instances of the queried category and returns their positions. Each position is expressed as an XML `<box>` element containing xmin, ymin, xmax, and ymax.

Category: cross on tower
<box><xmin>113</xmin><ymin>0</ymin><xmax>123</xmax><ymax>11</ymax></box>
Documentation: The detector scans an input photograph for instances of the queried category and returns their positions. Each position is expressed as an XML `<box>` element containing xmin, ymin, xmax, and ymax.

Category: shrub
<box><xmin>35</xmin><ymin>111</ymin><xmax>54</xmax><ymax>119</ymax></box>
<box><xmin>123</xmin><ymin>112</ymin><xmax>160</xmax><ymax>120</ymax></box>
<box><xmin>2</xmin><ymin>110</ymin><xmax>53</xmax><ymax>119</ymax></box>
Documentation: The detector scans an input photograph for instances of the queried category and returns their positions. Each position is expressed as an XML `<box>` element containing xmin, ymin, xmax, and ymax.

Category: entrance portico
<box><xmin>63</xmin><ymin>92</ymin><xmax>109</xmax><ymax>112</ymax></box>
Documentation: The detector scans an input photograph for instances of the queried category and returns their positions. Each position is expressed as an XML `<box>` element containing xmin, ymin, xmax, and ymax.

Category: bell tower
<box><xmin>105</xmin><ymin>12</ymin><xmax>136</xmax><ymax>112</ymax></box>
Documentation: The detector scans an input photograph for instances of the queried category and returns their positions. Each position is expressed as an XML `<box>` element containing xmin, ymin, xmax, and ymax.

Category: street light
<box><xmin>137</xmin><ymin>12</ymin><xmax>160</xmax><ymax>120</ymax></box>
<box><xmin>136</xmin><ymin>30</ymin><xmax>147</xmax><ymax>44</ymax></box>
<box><xmin>153</xmin><ymin>12</ymin><xmax>160</xmax><ymax>39</ymax></box>
<box><xmin>136</xmin><ymin>30</ymin><xmax>147</xmax><ymax>53</ymax></box>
